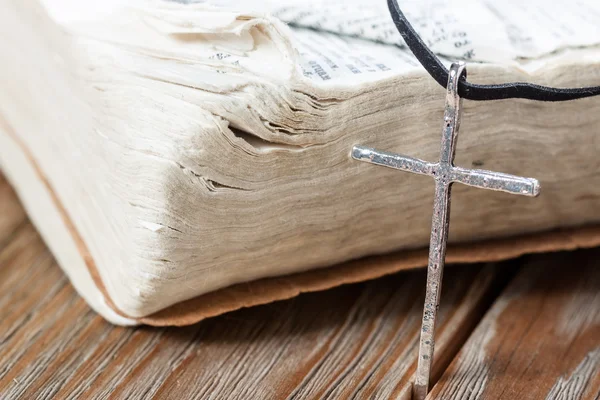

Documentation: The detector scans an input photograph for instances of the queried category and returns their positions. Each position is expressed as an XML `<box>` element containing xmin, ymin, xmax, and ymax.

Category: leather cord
<box><xmin>388</xmin><ymin>0</ymin><xmax>600</xmax><ymax>101</ymax></box>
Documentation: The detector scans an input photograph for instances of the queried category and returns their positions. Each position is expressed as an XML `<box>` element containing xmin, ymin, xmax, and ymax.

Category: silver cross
<box><xmin>351</xmin><ymin>62</ymin><xmax>540</xmax><ymax>400</ymax></box>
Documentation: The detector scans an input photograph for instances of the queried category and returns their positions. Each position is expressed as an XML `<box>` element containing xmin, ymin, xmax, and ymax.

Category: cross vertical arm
<box><xmin>413</xmin><ymin>61</ymin><xmax>466</xmax><ymax>400</ymax></box>
<box><xmin>438</xmin><ymin>61</ymin><xmax>464</xmax><ymax>165</ymax></box>
<box><xmin>413</xmin><ymin>179</ymin><xmax>451</xmax><ymax>398</ymax></box>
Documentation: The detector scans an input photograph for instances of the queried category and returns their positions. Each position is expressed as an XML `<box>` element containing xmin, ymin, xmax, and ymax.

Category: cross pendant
<box><xmin>351</xmin><ymin>62</ymin><xmax>540</xmax><ymax>400</ymax></box>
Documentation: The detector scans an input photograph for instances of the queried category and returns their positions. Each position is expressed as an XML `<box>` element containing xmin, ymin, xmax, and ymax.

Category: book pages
<box><xmin>2</xmin><ymin>0</ymin><xmax>600</xmax><ymax>324</ymax></box>
<box><xmin>237</xmin><ymin>0</ymin><xmax>600</xmax><ymax>63</ymax></box>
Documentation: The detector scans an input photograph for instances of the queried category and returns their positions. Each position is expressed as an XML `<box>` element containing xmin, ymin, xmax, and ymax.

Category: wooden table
<box><xmin>0</xmin><ymin>174</ymin><xmax>598</xmax><ymax>400</ymax></box>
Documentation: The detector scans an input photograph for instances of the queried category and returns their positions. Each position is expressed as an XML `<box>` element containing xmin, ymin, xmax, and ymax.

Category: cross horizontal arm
<box><xmin>451</xmin><ymin>166</ymin><xmax>540</xmax><ymax>197</ymax></box>
<box><xmin>352</xmin><ymin>146</ymin><xmax>436</xmax><ymax>176</ymax></box>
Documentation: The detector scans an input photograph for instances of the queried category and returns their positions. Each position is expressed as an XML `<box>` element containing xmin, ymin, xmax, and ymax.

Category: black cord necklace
<box><xmin>388</xmin><ymin>0</ymin><xmax>600</xmax><ymax>101</ymax></box>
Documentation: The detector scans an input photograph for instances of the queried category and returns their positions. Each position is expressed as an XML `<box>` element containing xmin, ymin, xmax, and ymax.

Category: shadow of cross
<box><xmin>351</xmin><ymin>62</ymin><xmax>540</xmax><ymax>400</ymax></box>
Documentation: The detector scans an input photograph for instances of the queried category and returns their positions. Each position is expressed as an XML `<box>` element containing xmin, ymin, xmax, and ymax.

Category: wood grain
<box><xmin>0</xmin><ymin>166</ymin><xmax>511</xmax><ymax>399</ymax></box>
<box><xmin>428</xmin><ymin>250</ymin><xmax>600</xmax><ymax>400</ymax></box>
<box><xmin>0</xmin><ymin>219</ymin><xmax>508</xmax><ymax>399</ymax></box>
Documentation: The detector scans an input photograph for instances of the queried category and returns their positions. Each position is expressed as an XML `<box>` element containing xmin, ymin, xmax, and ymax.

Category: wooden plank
<box><xmin>0</xmin><ymin>170</ymin><xmax>511</xmax><ymax>400</ymax></box>
<box><xmin>145</xmin><ymin>263</ymin><xmax>508</xmax><ymax>400</ymax></box>
<box><xmin>428</xmin><ymin>250</ymin><xmax>600</xmax><ymax>400</ymax></box>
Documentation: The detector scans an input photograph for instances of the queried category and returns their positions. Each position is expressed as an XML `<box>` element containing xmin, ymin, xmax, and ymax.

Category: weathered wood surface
<box><xmin>428</xmin><ymin>251</ymin><xmax>600</xmax><ymax>400</ymax></box>
<box><xmin>0</xmin><ymin>171</ymin><xmax>599</xmax><ymax>400</ymax></box>
<box><xmin>0</xmin><ymin>174</ymin><xmax>510</xmax><ymax>399</ymax></box>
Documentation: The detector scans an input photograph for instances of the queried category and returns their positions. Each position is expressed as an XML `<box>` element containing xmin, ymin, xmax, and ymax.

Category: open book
<box><xmin>1</xmin><ymin>0</ymin><xmax>599</xmax><ymax>325</ymax></box>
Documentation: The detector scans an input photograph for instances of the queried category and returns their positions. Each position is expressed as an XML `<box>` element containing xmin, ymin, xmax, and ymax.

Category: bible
<box><xmin>1</xmin><ymin>0</ymin><xmax>599</xmax><ymax>325</ymax></box>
